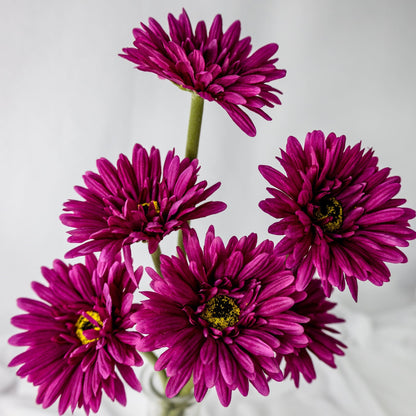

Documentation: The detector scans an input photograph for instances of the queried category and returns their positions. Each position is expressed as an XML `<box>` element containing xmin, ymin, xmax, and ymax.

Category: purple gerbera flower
<box><xmin>9</xmin><ymin>255</ymin><xmax>143</xmax><ymax>415</ymax></box>
<box><xmin>259</xmin><ymin>130</ymin><xmax>416</xmax><ymax>300</ymax></box>
<box><xmin>278</xmin><ymin>279</ymin><xmax>346</xmax><ymax>387</ymax></box>
<box><xmin>134</xmin><ymin>226</ymin><xmax>309</xmax><ymax>406</ymax></box>
<box><xmin>60</xmin><ymin>144</ymin><xmax>226</xmax><ymax>277</ymax></box>
<box><xmin>120</xmin><ymin>9</ymin><xmax>286</xmax><ymax>137</ymax></box>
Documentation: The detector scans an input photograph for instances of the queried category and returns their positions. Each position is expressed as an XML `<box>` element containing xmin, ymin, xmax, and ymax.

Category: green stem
<box><xmin>151</xmin><ymin>245</ymin><xmax>162</xmax><ymax>275</ymax></box>
<box><xmin>178</xmin><ymin>93</ymin><xmax>205</xmax><ymax>251</ymax></box>
<box><xmin>184</xmin><ymin>92</ymin><xmax>204</xmax><ymax>161</ymax></box>
<box><xmin>178</xmin><ymin>376</ymin><xmax>194</xmax><ymax>397</ymax></box>
<box><xmin>177</xmin><ymin>230</ymin><xmax>185</xmax><ymax>255</ymax></box>
<box><xmin>143</xmin><ymin>94</ymin><xmax>204</xmax><ymax>415</ymax></box>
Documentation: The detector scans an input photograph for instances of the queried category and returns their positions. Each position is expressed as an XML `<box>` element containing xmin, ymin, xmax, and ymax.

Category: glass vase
<box><xmin>141</xmin><ymin>365</ymin><xmax>200</xmax><ymax>416</ymax></box>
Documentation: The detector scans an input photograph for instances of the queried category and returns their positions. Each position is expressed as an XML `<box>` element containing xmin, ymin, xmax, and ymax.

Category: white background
<box><xmin>1</xmin><ymin>1</ymin><xmax>416</xmax><ymax>415</ymax></box>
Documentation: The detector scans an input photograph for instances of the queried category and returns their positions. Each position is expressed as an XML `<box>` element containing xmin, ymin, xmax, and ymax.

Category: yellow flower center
<box><xmin>75</xmin><ymin>311</ymin><xmax>103</xmax><ymax>344</ymax></box>
<box><xmin>314</xmin><ymin>197</ymin><xmax>343</xmax><ymax>232</ymax></box>
<box><xmin>139</xmin><ymin>200</ymin><xmax>160</xmax><ymax>215</ymax></box>
<box><xmin>201</xmin><ymin>295</ymin><xmax>240</xmax><ymax>330</ymax></box>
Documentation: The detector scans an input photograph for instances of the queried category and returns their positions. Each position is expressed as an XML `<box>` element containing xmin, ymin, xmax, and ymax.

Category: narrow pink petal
<box><xmin>165</xmin><ymin>365</ymin><xmax>193</xmax><ymax>398</ymax></box>
<box><xmin>345</xmin><ymin>275</ymin><xmax>358</xmax><ymax>302</ymax></box>
<box><xmin>194</xmin><ymin>380</ymin><xmax>209</xmax><ymax>402</ymax></box>
<box><xmin>215</xmin><ymin>375</ymin><xmax>232</xmax><ymax>406</ymax></box>
<box><xmin>181</xmin><ymin>201</ymin><xmax>227</xmax><ymax>221</ymax></box>
<box><xmin>227</xmin><ymin>343</ymin><xmax>255</xmax><ymax>374</ymax></box>
<box><xmin>220</xmin><ymin>103</ymin><xmax>256</xmax><ymax>137</ymax></box>
<box><xmin>117</xmin><ymin>363</ymin><xmax>142</xmax><ymax>392</ymax></box>
<box><xmin>296</xmin><ymin>255</ymin><xmax>315</xmax><ymax>291</ymax></box>
<box><xmin>236</xmin><ymin>334</ymin><xmax>275</xmax><ymax>357</ymax></box>
<box><xmin>357</xmin><ymin>208</ymin><xmax>405</xmax><ymax>226</ymax></box>
<box><xmin>217</xmin><ymin>343</ymin><xmax>236</xmax><ymax>385</ymax></box>
<box><xmin>97</xmin><ymin>349</ymin><xmax>113</xmax><ymax>379</ymax></box>
<box><xmin>256</xmin><ymin>297</ymin><xmax>294</xmax><ymax>316</ymax></box>
<box><xmin>243</xmin><ymin>43</ymin><xmax>278</xmax><ymax>69</ymax></box>
<box><xmin>250</xmin><ymin>371</ymin><xmax>270</xmax><ymax>396</ymax></box>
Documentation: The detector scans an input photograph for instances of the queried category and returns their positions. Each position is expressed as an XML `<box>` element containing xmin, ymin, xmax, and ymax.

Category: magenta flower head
<box><xmin>278</xmin><ymin>279</ymin><xmax>346</xmax><ymax>387</ymax></box>
<box><xmin>9</xmin><ymin>254</ymin><xmax>143</xmax><ymax>415</ymax></box>
<box><xmin>60</xmin><ymin>144</ymin><xmax>226</xmax><ymax>277</ymax></box>
<box><xmin>259</xmin><ymin>130</ymin><xmax>416</xmax><ymax>301</ymax></box>
<box><xmin>120</xmin><ymin>9</ymin><xmax>286</xmax><ymax>137</ymax></box>
<box><xmin>134</xmin><ymin>226</ymin><xmax>309</xmax><ymax>406</ymax></box>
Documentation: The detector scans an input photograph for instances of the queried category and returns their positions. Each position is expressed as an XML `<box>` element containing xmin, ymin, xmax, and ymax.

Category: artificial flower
<box><xmin>120</xmin><ymin>9</ymin><xmax>286</xmax><ymax>137</ymax></box>
<box><xmin>9</xmin><ymin>254</ymin><xmax>143</xmax><ymax>415</ymax></box>
<box><xmin>60</xmin><ymin>144</ymin><xmax>226</xmax><ymax>276</ymax></box>
<box><xmin>259</xmin><ymin>130</ymin><xmax>416</xmax><ymax>300</ymax></box>
<box><xmin>134</xmin><ymin>226</ymin><xmax>309</xmax><ymax>406</ymax></box>
<box><xmin>278</xmin><ymin>279</ymin><xmax>346</xmax><ymax>386</ymax></box>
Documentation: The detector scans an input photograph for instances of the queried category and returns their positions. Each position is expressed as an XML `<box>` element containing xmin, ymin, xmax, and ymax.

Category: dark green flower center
<box><xmin>201</xmin><ymin>295</ymin><xmax>240</xmax><ymax>330</ymax></box>
<box><xmin>75</xmin><ymin>311</ymin><xmax>102</xmax><ymax>344</ymax></box>
<box><xmin>314</xmin><ymin>197</ymin><xmax>343</xmax><ymax>232</ymax></box>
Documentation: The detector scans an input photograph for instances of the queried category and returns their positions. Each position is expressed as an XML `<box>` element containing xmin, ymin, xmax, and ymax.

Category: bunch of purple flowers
<box><xmin>9</xmin><ymin>9</ymin><xmax>415</xmax><ymax>415</ymax></box>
